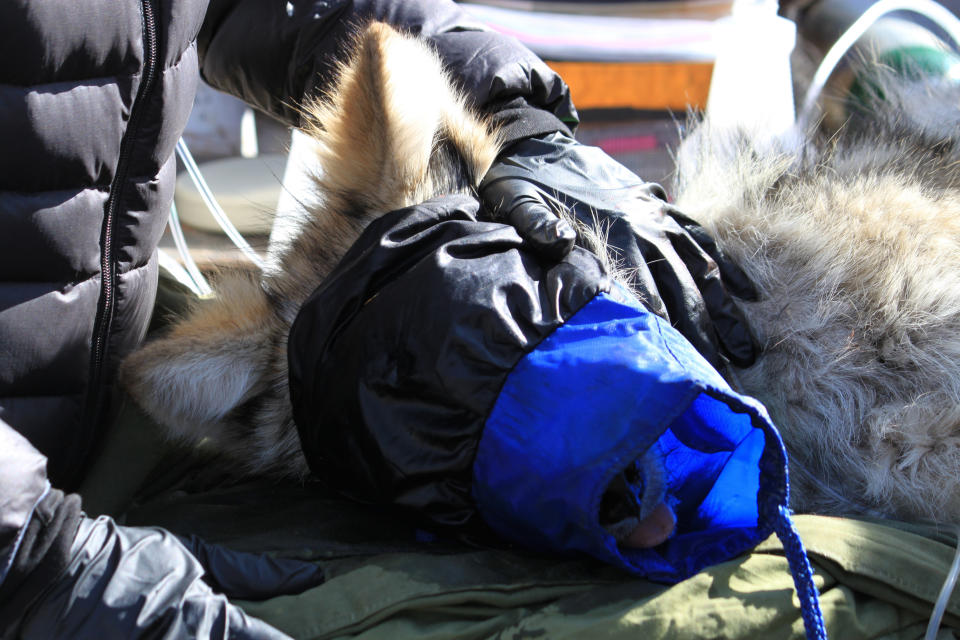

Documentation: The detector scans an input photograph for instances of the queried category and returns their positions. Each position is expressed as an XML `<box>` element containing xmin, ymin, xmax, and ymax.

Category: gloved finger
<box><xmin>641</xmin><ymin>238</ymin><xmax>724</xmax><ymax>368</ymax></box>
<box><xmin>708</xmin><ymin>291</ymin><xmax>759</xmax><ymax>368</ymax></box>
<box><xmin>177</xmin><ymin>534</ymin><xmax>325</xmax><ymax>601</ymax></box>
<box><xmin>506</xmin><ymin>197</ymin><xmax>577</xmax><ymax>262</ymax></box>
<box><xmin>665</xmin><ymin>206</ymin><xmax>758</xmax><ymax>301</ymax></box>
<box><xmin>600</xmin><ymin>225</ymin><xmax>669</xmax><ymax>320</ymax></box>
<box><xmin>480</xmin><ymin>177</ymin><xmax>576</xmax><ymax>261</ymax></box>
<box><xmin>668</xmin><ymin>227</ymin><xmax>758</xmax><ymax>368</ymax></box>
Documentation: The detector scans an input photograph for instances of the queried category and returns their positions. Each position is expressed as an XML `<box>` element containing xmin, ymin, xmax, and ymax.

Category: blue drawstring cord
<box><xmin>771</xmin><ymin>503</ymin><xmax>828</xmax><ymax>640</ymax></box>
<box><xmin>756</xmin><ymin>418</ymin><xmax>827</xmax><ymax>640</ymax></box>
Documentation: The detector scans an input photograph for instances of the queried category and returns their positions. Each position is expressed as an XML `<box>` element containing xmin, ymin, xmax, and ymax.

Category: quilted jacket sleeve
<box><xmin>197</xmin><ymin>0</ymin><xmax>577</xmax><ymax>146</ymax></box>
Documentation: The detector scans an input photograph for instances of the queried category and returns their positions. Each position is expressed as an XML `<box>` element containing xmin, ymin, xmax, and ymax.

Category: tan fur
<box><xmin>120</xmin><ymin>23</ymin><xmax>500</xmax><ymax>478</ymax></box>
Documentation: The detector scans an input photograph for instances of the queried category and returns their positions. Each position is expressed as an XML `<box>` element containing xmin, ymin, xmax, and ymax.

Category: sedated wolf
<box><xmin>121</xmin><ymin>22</ymin><xmax>960</xmax><ymax>531</ymax></box>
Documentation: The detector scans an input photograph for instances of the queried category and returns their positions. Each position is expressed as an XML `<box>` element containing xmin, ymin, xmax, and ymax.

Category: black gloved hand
<box><xmin>178</xmin><ymin>533</ymin><xmax>326</xmax><ymax>601</ymax></box>
<box><xmin>0</xmin><ymin>420</ymin><xmax>321</xmax><ymax>639</ymax></box>
<box><xmin>479</xmin><ymin>131</ymin><xmax>758</xmax><ymax>369</ymax></box>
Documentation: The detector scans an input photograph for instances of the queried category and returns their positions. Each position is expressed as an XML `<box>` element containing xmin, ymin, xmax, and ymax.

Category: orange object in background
<box><xmin>546</xmin><ymin>60</ymin><xmax>714</xmax><ymax>110</ymax></box>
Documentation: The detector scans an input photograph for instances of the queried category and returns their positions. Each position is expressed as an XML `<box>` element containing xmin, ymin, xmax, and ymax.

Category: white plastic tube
<box><xmin>925</xmin><ymin>525</ymin><xmax>960</xmax><ymax>640</ymax></box>
<box><xmin>174</xmin><ymin>137</ymin><xmax>266</xmax><ymax>270</ymax></box>
<box><xmin>166</xmin><ymin>200</ymin><xmax>213</xmax><ymax>297</ymax></box>
<box><xmin>798</xmin><ymin>0</ymin><xmax>960</xmax><ymax>129</ymax></box>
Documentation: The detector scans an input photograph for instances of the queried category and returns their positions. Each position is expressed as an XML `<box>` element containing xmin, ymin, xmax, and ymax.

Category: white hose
<box><xmin>174</xmin><ymin>138</ymin><xmax>266</xmax><ymax>270</ymax></box>
<box><xmin>798</xmin><ymin>0</ymin><xmax>960</xmax><ymax>129</ymax></box>
<box><xmin>167</xmin><ymin>200</ymin><xmax>213</xmax><ymax>297</ymax></box>
<box><xmin>925</xmin><ymin>524</ymin><xmax>960</xmax><ymax>640</ymax></box>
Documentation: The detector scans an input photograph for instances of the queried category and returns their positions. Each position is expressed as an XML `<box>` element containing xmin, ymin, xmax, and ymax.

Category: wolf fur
<box><xmin>123</xmin><ymin>24</ymin><xmax>960</xmax><ymax>525</ymax></box>
<box><xmin>120</xmin><ymin>23</ymin><xmax>500</xmax><ymax>478</ymax></box>
<box><xmin>673</xmin><ymin>69</ymin><xmax>960</xmax><ymax>521</ymax></box>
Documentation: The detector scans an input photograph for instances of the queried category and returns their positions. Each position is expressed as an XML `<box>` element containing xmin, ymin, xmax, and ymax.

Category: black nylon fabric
<box><xmin>7</xmin><ymin>516</ymin><xmax>293</xmax><ymax>640</ymax></box>
<box><xmin>288</xmin><ymin>195</ymin><xmax>610</xmax><ymax>528</ymax></box>
<box><xmin>198</xmin><ymin>0</ymin><xmax>577</xmax><ymax>147</ymax></box>
<box><xmin>0</xmin><ymin>420</ymin><xmax>313</xmax><ymax>639</ymax></box>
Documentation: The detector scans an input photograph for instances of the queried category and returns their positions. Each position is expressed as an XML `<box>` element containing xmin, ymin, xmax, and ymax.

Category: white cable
<box><xmin>167</xmin><ymin>200</ymin><xmax>213</xmax><ymax>297</ymax></box>
<box><xmin>174</xmin><ymin>137</ymin><xmax>266</xmax><ymax>270</ymax></box>
<box><xmin>925</xmin><ymin>524</ymin><xmax>960</xmax><ymax>640</ymax></box>
<box><xmin>798</xmin><ymin>0</ymin><xmax>960</xmax><ymax>129</ymax></box>
<box><xmin>157</xmin><ymin>249</ymin><xmax>206</xmax><ymax>298</ymax></box>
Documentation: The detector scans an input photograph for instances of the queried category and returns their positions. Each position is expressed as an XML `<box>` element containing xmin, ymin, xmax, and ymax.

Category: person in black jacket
<box><xmin>0</xmin><ymin>1</ymin><xmax>757</xmax><ymax>637</ymax></box>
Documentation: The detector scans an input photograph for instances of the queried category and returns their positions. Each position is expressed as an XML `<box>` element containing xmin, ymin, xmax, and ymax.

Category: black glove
<box><xmin>178</xmin><ymin>533</ymin><xmax>326</xmax><ymax>601</ymax></box>
<box><xmin>479</xmin><ymin>132</ymin><xmax>758</xmax><ymax>369</ymax></box>
<box><xmin>0</xmin><ymin>420</ymin><xmax>322</xmax><ymax>639</ymax></box>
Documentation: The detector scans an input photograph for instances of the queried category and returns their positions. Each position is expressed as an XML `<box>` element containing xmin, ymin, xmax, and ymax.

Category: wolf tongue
<box><xmin>620</xmin><ymin>503</ymin><xmax>676</xmax><ymax>549</ymax></box>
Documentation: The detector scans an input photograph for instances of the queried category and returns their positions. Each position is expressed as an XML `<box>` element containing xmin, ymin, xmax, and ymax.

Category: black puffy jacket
<box><xmin>0</xmin><ymin>0</ymin><xmax>576</xmax><ymax>490</ymax></box>
<box><xmin>0</xmin><ymin>0</ymin><xmax>206</xmax><ymax>489</ymax></box>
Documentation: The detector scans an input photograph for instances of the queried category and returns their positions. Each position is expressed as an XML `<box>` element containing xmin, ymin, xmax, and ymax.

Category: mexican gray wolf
<box><xmin>121</xmin><ymin>22</ymin><xmax>960</xmax><ymax>528</ymax></box>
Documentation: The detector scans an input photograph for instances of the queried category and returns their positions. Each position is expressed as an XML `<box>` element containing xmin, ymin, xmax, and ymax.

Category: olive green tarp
<box><xmin>77</xmin><ymin>270</ymin><xmax>960</xmax><ymax>640</ymax></box>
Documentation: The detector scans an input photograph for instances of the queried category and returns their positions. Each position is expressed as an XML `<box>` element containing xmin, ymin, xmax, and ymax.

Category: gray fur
<box><xmin>672</xmin><ymin>69</ymin><xmax>960</xmax><ymax>521</ymax></box>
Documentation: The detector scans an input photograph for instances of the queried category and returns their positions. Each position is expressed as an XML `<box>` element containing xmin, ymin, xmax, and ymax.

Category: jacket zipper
<box><xmin>79</xmin><ymin>0</ymin><xmax>159</xmax><ymax>484</ymax></box>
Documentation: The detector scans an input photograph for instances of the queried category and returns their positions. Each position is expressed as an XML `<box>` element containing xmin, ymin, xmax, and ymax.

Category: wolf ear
<box><xmin>302</xmin><ymin>22</ymin><xmax>499</xmax><ymax>213</ymax></box>
<box><xmin>119</xmin><ymin>273</ymin><xmax>275</xmax><ymax>442</ymax></box>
